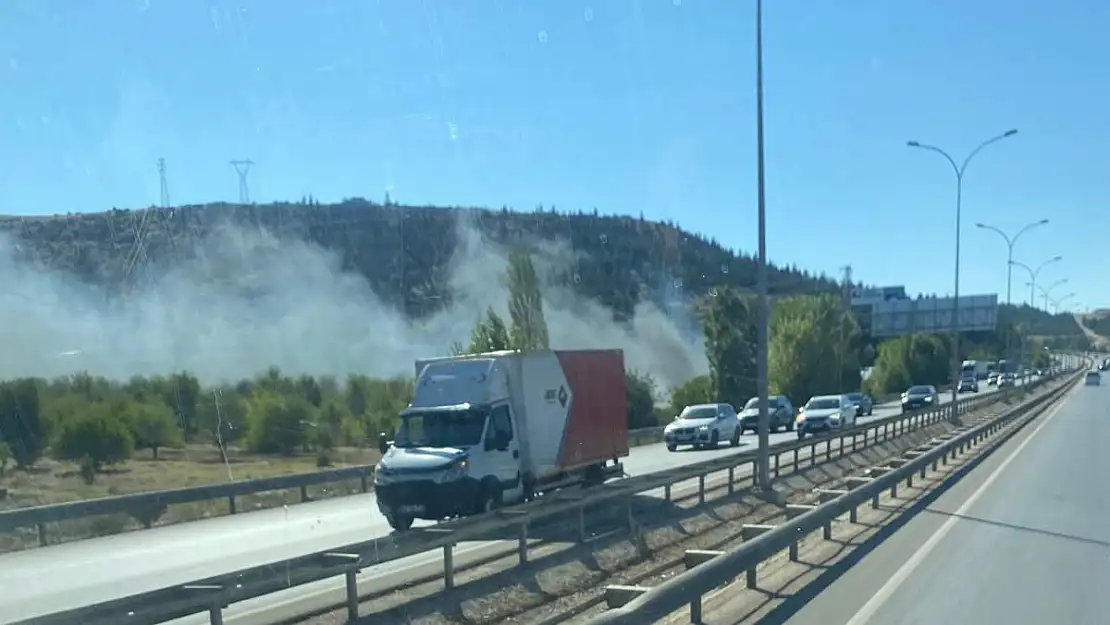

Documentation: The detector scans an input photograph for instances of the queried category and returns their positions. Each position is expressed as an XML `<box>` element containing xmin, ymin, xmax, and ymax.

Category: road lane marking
<box><xmin>843</xmin><ymin>382</ymin><xmax>1075</xmax><ymax>625</ymax></box>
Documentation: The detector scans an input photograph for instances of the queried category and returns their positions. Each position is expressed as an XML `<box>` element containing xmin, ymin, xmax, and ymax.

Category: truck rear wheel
<box><xmin>386</xmin><ymin>512</ymin><xmax>414</xmax><ymax>532</ymax></box>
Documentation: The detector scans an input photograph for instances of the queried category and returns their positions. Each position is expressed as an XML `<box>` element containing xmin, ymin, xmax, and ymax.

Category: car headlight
<box><xmin>441</xmin><ymin>459</ymin><xmax>469</xmax><ymax>483</ymax></box>
<box><xmin>925</xmin><ymin>396</ymin><xmax>934</xmax><ymax>402</ymax></box>
<box><xmin>698</xmin><ymin>425</ymin><xmax>710</xmax><ymax>431</ymax></box>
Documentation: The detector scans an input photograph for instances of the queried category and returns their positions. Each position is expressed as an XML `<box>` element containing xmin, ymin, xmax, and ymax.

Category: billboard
<box><xmin>852</xmin><ymin>293</ymin><xmax>998</xmax><ymax>338</ymax></box>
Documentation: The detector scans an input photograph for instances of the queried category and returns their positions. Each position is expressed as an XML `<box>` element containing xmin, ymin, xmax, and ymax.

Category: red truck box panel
<box><xmin>555</xmin><ymin>349</ymin><xmax>629</xmax><ymax>469</ymax></box>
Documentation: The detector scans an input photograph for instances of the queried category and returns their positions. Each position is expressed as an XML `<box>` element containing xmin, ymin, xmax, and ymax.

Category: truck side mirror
<box><xmin>377</xmin><ymin>434</ymin><xmax>390</xmax><ymax>455</ymax></box>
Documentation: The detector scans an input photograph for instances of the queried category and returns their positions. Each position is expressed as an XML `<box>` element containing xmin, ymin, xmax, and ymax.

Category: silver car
<box><xmin>663</xmin><ymin>403</ymin><xmax>741</xmax><ymax>451</ymax></box>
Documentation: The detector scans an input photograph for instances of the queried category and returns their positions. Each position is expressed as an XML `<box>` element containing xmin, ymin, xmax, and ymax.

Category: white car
<box><xmin>796</xmin><ymin>394</ymin><xmax>857</xmax><ymax>440</ymax></box>
<box><xmin>663</xmin><ymin>403</ymin><xmax>741</xmax><ymax>451</ymax></box>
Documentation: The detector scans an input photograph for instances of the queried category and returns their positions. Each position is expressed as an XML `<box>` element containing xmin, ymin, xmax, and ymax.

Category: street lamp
<box><xmin>1010</xmin><ymin>255</ymin><xmax>1062</xmax><ymax>308</ymax></box>
<box><xmin>975</xmin><ymin>219</ymin><xmax>1048</xmax><ymax>375</ymax></box>
<box><xmin>974</xmin><ymin>219</ymin><xmax>1048</xmax><ymax>307</ymax></box>
<box><xmin>907</xmin><ymin>128</ymin><xmax>1018</xmax><ymax>422</ymax></box>
<box><xmin>1040</xmin><ymin>278</ymin><xmax>1068</xmax><ymax>310</ymax></box>
<box><xmin>1054</xmin><ymin>292</ymin><xmax>1076</xmax><ymax>313</ymax></box>
<box><xmin>753</xmin><ymin>0</ymin><xmax>772</xmax><ymax>491</ymax></box>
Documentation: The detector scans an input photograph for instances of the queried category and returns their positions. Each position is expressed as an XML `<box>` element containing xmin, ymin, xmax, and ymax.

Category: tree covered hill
<box><xmin>0</xmin><ymin>199</ymin><xmax>844</xmax><ymax>322</ymax></box>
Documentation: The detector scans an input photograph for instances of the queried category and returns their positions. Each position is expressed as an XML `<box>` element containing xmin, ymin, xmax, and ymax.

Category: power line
<box><xmin>230</xmin><ymin>159</ymin><xmax>255</xmax><ymax>204</ymax></box>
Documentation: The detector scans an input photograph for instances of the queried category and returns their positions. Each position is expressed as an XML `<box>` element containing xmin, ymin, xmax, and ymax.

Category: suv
<box><xmin>738</xmin><ymin>395</ymin><xmax>795</xmax><ymax>433</ymax></box>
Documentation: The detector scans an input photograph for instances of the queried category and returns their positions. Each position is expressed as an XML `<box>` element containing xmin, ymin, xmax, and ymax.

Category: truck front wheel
<box><xmin>476</xmin><ymin>480</ymin><xmax>503</xmax><ymax>514</ymax></box>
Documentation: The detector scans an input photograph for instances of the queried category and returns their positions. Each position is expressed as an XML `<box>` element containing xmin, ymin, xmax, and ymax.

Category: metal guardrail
<box><xmin>14</xmin><ymin>381</ymin><xmax>1034</xmax><ymax>625</ymax></box>
<box><xmin>0</xmin><ymin>423</ymin><xmax>669</xmax><ymax>547</ymax></box>
<box><xmin>584</xmin><ymin>367</ymin><xmax>1081</xmax><ymax>625</ymax></box>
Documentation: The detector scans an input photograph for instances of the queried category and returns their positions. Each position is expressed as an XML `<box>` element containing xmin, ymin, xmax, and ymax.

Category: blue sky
<box><xmin>0</xmin><ymin>0</ymin><xmax>1106</xmax><ymax>310</ymax></box>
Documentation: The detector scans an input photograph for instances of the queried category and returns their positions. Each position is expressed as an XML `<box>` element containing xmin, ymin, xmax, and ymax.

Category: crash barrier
<box><xmin>584</xmin><ymin>367</ymin><xmax>1082</xmax><ymax>625</ymax></box>
<box><xmin>15</xmin><ymin>375</ymin><xmax>1054</xmax><ymax>625</ymax></box>
<box><xmin>0</xmin><ymin>421</ymin><xmax>678</xmax><ymax>548</ymax></box>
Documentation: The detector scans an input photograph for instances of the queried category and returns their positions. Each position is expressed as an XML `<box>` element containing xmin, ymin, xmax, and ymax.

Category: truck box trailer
<box><xmin>374</xmin><ymin>348</ymin><xmax>629</xmax><ymax>531</ymax></box>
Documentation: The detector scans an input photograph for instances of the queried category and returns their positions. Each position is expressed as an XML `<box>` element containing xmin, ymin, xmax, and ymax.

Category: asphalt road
<box><xmin>736</xmin><ymin>376</ymin><xmax>1099</xmax><ymax>625</ymax></box>
<box><xmin>0</xmin><ymin>383</ymin><xmax>1009</xmax><ymax>625</ymax></box>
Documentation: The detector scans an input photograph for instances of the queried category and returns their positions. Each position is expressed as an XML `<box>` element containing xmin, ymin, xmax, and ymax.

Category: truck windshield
<box><xmin>394</xmin><ymin>409</ymin><xmax>487</xmax><ymax>448</ymax></box>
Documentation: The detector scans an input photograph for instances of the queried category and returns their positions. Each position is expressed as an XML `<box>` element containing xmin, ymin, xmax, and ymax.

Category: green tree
<box><xmin>668</xmin><ymin>374</ymin><xmax>713</xmax><ymax>417</ymax></box>
<box><xmin>863</xmin><ymin>333</ymin><xmax>951</xmax><ymax>396</ymax></box>
<box><xmin>506</xmin><ymin>248</ymin><xmax>550</xmax><ymax>350</ymax></box>
<box><xmin>625</xmin><ymin>371</ymin><xmax>657</xmax><ymax>429</ymax></box>
<box><xmin>452</xmin><ymin>307</ymin><xmax>513</xmax><ymax>355</ymax></box>
<box><xmin>769</xmin><ymin>294</ymin><xmax>863</xmax><ymax>405</ymax></box>
<box><xmin>165</xmin><ymin>372</ymin><xmax>201</xmax><ymax>439</ymax></box>
<box><xmin>244</xmin><ymin>391</ymin><xmax>314</xmax><ymax>455</ymax></box>
<box><xmin>126</xmin><ymin>402</ymin><xmax>182</xmax><ymax>460</ymax></box>
<box><xmin>53</xmin><ymin>407</ymin><xmax>134</xmax><ymax>473</ymax></box>
<box><xmin>0</xmin><ymin>378</ymin><xmax>45</xmax><ymax>468</ymax></box>
<box><xmin>697</xmin><ymin>287</ymin><xmax>757</xmax><ymax>407</ymax></box>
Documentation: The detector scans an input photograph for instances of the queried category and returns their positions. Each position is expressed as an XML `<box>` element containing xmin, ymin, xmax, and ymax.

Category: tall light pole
<box><xmin>1010</xmin><ymin>255</ymin><xmax>1062</xmax><ymax>308</ymax></box>
<box><xmin>1054</xmin><ymin>292</ymin><xmax>1076</xmax><ymax>314</ymax></box>
<box><xmin>907</xmin><ymin>129</ymin><xmax>1018</xmax><ymax>422</ymax></box>
<box><xmin>975</xmin><ymin>219</ymin><xmax>1047</xmax><ymax>374</ymax></box>
<box><xmin>974</xmin><ymin>220</ymin><xmax>1048</xmax><ymax>307</ymax></box>
<box><xmin>754</xmin><ymin>0</ymin><xmax>772</xmax><ymax>492</ymax></box>
<box><xmin>1038</xmin><ymin>278</ymin><xmax>1068</xmax><ymax>311</ymax></box>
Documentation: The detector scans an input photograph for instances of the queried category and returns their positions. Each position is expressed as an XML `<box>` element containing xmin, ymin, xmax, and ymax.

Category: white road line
<box><xmin>842</xmin><ymin>382</ymin><xmax>1077</xmax><ymax>625</ymax></box>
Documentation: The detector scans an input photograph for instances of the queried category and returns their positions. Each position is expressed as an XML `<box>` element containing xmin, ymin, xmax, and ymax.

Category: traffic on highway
<box><xmin>0</xmin><ymin>376</ymin><xmax>1023</xmax><ymax>625</ymax></box>
<box><xmin>741</xmin><ymin>367</ymin><xmax>1101</xmax><ymax>625</ymax></box>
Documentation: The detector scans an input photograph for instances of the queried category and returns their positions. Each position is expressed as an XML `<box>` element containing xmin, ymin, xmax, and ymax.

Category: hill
<box><xmin>0</xmin><ymin>199</ymin><xmax>840</xmax><ymax>323</ymax></box>
<box><xmin>0</xmin><ymin>200</ymin><xmax>1088</xmax><ymax>383</ymax></box>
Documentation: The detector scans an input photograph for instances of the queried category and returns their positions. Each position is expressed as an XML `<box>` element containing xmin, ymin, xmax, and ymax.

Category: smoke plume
<box><xmin>0</xmin><ymin>212</ymin><xmax>708</xmax><ymax>391</ymax></box>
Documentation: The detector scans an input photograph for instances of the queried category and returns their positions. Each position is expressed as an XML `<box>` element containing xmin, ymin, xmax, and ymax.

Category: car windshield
<box><xmin>805</xmin><ymin>398</ymin><xmax>840</xmax><ymax>410</ymax></box>
<box><xmin>908</xmin><ymin>386</ymin><xmax>933</xmax><ymax>394</ymax></box>
<box><xmin>743</xmin><ymin>397</ymin><xmax>779</xmax><ymax>410</ymax></box>
<box><xmin>680</xmin><ymin>406</ymin><xmax>718</xmax><ymax>420</ymax></box>
<box><xmin>394</xmin><ymin>409</ymin><xmax>487</xmax><ymax>448</ymax></box>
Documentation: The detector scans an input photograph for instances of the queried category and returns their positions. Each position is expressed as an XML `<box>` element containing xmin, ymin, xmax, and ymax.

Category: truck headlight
<box><xmin>441</xmin><ymin>459</ymin><xmax>469</xmax><ymax>483</ymax></box>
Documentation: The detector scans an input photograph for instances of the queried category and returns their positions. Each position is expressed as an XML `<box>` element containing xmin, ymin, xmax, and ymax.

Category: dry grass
<box><xmin>0</xmin><ymin>444</ymin><xmax>382</xmax><ymax>553</ymax></box>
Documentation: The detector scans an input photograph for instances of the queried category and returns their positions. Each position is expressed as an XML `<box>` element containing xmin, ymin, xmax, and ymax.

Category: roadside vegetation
<box><xmin>0</xmin><ymin>202</ymin><xmax>1069</xmax><ymax>512</ymax></box>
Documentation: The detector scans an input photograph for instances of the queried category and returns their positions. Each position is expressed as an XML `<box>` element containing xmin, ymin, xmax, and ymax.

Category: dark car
<box><xmin>957</xmin><ymin>376</ymin><xmax>979</xmax><ymax>393</ymax></box>
<box><xmin>738</xmin><ymin>395</ymin><xmax>795</xmax><ymax>433</ymax></box>
<box><xmin>844</xmin><ymin>392</ymin><xmax>873</xmax><ymax>417</ymax></box>
<box><xmin>901</xmin><ymin>385</ymin><xmax>939</xmax><ymax>413</ymax></box>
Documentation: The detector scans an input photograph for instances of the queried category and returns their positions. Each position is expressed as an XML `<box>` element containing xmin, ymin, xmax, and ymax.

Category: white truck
<box><xmin>961</xmin><ymin>360</ymin><xmax>989</xmax><ymax>380</ymax></box>
<box><xmin>374</xmin><ymin>349</ymin><xmax>630</xmax><ymax>531</ymax></box>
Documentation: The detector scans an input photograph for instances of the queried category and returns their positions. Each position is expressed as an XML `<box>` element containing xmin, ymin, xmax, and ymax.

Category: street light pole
<box><xmin>907</xmin><ymin>129</ymin><xmax>1018</xmax><ymax>423</ymax></box>
<box><xmin>1011</xmin><ymin>255</ymin><xmax>1063</xmax><ymax>309</ymax></box>
<box><xmin>754</xmin><ymin>0</ymin><xmax>772</xmax><ymax>491</ymax></box>
<box><xmin>1040</xmin><ymin>278</ymin><xmax>1068</xmax><ymax>311</ymax></box>
<box><xmin>974</xmin><ymin>220</ymin><xmax>1048</xmax><ymax>308</ymax></box>
<box><xmin>1054</xmin><ymin>292</ymin><xmax>1076</xmax><ymax>314</ymax></box>
<box><xmin>975</xmin><ymin>219</ymin><xmax>1048</xmax><ymax>375</ymax></box>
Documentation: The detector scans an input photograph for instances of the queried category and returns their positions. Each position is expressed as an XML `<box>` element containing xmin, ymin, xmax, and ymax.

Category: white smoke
<box><xmin>0</xmin><ymin>211</ymin><xmax>708</xmax><ymax>391</ymax></box>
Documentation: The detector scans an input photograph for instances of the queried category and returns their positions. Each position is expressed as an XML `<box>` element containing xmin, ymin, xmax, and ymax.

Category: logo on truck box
<box><xmin>544</xmin><ymin>385</ymin><xmax>570</xmax><ymax>408</ymax></box>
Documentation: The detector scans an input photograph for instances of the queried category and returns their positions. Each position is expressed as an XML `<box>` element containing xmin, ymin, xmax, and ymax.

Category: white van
<box><xmin>1085</xmin><ymin>371</ymin><xmax>1101</xmax><ymax>386</ymax></box>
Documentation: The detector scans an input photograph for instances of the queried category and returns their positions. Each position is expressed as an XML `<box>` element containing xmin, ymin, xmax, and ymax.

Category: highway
<box><xmin>726</xmin><ymin>376</ymin><xmax>1101</xmax><ymax>625</ymax></box>
<box><xmin>0</xmin><ymin>384</ymin><xmax>1004</xmax><ymax>625</ymax></box>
